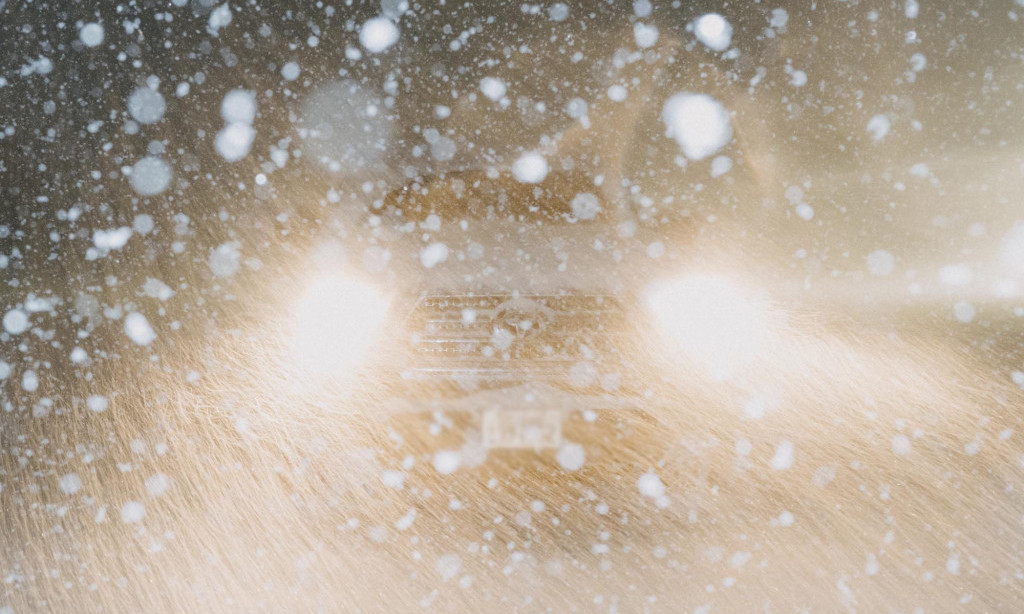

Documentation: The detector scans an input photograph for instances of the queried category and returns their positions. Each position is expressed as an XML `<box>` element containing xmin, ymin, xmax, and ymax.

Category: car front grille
<box><xmin>401</xmin><ymin>293</ymin><xmax>631</xmax><ymax>384</ymax></box>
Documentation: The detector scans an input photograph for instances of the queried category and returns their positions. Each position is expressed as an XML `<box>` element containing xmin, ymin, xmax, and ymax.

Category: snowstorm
<box><xmin>1</xmin><ymin>1</ymin><xmax>1023</xmax><ymax>612</ymax></box>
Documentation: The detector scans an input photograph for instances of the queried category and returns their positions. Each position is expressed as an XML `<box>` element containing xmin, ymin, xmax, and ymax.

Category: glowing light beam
<box><xmin>291</xmin><ymin>274</ymin><xmax>388</xmax><ymax>375</ymax></box>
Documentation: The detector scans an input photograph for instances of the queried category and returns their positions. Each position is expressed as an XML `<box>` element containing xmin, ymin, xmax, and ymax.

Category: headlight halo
<box><xmin>290</xmin><ymin>272</ymin><xmax>389</xmax><ymax>376</ymax></box>
<box><xmin>644</xmin><ymin>273</ymin><xmax>778</xmax><ymax>381</ymax></box>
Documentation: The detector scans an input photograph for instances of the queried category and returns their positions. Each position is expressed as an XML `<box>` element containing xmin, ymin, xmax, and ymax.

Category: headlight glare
<box><xmin>646</xmin><ymin>274</ymin><xmax>776</xmax><ymax>380</ymax></box>
<box><xmin>291</xmin><ymin>274</ymin><xmax>388</xmax><ymax>375</ymax></box>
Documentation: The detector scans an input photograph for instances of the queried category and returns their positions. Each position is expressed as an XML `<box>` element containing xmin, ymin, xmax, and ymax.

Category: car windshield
<box><xmin>383</xmin><ymin>170</ymin><xmax>615</xmax><ymax>224</ymax></box>
<box><xmin>3</xmin><ymin>2</ymin><xmax>1024</xmax><ymax>613</ymax></box>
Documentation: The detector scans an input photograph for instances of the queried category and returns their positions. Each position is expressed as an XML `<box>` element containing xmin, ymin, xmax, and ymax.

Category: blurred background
<box><xmin>2</xmin><ymin>1</ymin><xmax>1023</xmax><ymax>612</ymax></box>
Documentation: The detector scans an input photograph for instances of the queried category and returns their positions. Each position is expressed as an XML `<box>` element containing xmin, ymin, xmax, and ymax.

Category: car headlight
<box><xmin>290</xmin><ymin>274</ymin><xmax>388</xmax><ymax>375</ymax></box>
<box><xmin>645</xmin><ymin>274</ymin><xmax>777</xmax><ymax>381</ymax></box>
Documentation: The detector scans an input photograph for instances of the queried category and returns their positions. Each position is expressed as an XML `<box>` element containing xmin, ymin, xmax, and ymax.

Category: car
<box><xmin>286</xmin><ymin>167</ymin><xmax>778</xmax><ymax>451</ymax></box>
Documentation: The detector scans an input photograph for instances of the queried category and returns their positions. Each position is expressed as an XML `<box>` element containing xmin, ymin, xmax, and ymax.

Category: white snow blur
<box><xmin>569</xmin><ymin>193</ymin><xmax>601</xmax><ymax>220</ymax></box>
<box><xmin>128</xmin><ymin>156</ymin><xmax>172</xmax><ymax>196</ymax></box>
<box><xmin>693</xmin><ymin>13</ymin><xmax>732</xmax><ymax>51</ymax></box>
<box><xmin>124</xmin><ymin>312</ymin><xmax>156</xmax><ymax>346</ymax></box>
<box><xmin>999</xmin><ymin>222</ymin><xmax>1024</xmax><ymax>275</ymax></box>
<box><xmin>479</xmin><ymin>77</ymin><xmax>507</xmax><ymax>102</ymax></box>
<box><xmin>207</xmin><ymin>3</ymin><xmax>232</xmax><ymax>36</ymax></box>
<box><xmin>359</xmin><ymin>17</ymin><xmax>400</xmax><ymax>53</ymax></box>
<box><xmin>637</xmin><ymin>472</ymin><xmax>666</xmax><ymax>498</ymax></box>
<box><xmin>511</xmin><ymin>151</ymin><xmax>549</xmax><ymax>183</ymax></box>
<box><xmin>220</xmin><ymin>89</ymin><xmax>257</xmax><ymax>124</ymax></box>
<box><xmin>79</xmin><ymin>23</ymin><xmax>104</xmax><ymax>47</ymax></box>
<box><xmin>420</xmin><ymin>243</ymin><xmax>449</xmax><ymax>268</ymax></box>
<box><xmin>215</xmin><ymin>90</ymin><xmax>257</xmax><ymax>161</ymax></box>
<box><xmin>93</xmin><ymin>227</ymin><xmax>133</xmax><ymax>251</ymax></box>
<box><xmin>661</xmin><ymin>93</ymin><xmax>732</xmax><ymax>160</ymax></box>
<box><xmin>127</xmin><ymin>87</ymin><xmax>166</xmax><ymax>124</ymax></box>
<box><xmin>867</xmin><ymin>114</ymin><xmax>891</xmax><ymax>141</ymax></box>
<box><xmin>556</xmin><ymin>442</ymin><xmax>585</xmax><ymax>471</ymax></box>
<box><xmin>433</xmin><ymin>450</ymin><xmax>462</xmax><ymax>475</ymax></box>
<box><xmin>3</xmin><ymin>308</ymin><xmax>29</xmax><ymax>335</ymax></box>
<box><xmin>633</xmin><ymin>22</ymin><xmax>659</xmax><ymax>48</ymax></box>
<box><xmin>300</xmin><ymin>80</ymin><xmax>392</xmax><ymax>172</ymax></box>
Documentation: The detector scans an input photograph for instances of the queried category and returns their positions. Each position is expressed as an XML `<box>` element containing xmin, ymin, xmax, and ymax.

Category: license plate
<box><xmin>482</xmin><ymin>408</ymin><xmax>562</xmax><ymax>449</ymax></box>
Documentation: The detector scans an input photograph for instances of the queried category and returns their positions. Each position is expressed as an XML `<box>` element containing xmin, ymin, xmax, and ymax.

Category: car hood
<box><xmin>376</xmin><ymin>217</ymin><xmax>676</xmax><ymax>297</ymax></box>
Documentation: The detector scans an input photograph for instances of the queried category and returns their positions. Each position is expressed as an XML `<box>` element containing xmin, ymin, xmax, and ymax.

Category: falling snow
<box><xmin>661</xmin><ymin>93</ymin><xmax>733</xmax><ymax>160</ymax></box>
<box><xmin>432</xmin><ymin>450</ymin><xmax>461</xmax><ymax>475</ymax></box>
<box><xmin>479</xmin><ymin>77</ymin><xmax>507</xmax><ymax>102</ymax></box>
<box><xmin>3</xmin><ymin>308</ymin><xmax>29</xmax><ymax>335</ymax></box>
<box><xmin>1</xmin><ymin>3</ymin><xmax>1022</xmax><ymax>613</ymax></box>
<box><xmin>866</xmin><ymin>114</ymin><xmax>891</xmax><ymax>141</ymax></box>
<box><xmin>359</xmin><ymin>17</ymin><xmax>400</xmax><ymax>53</ymax></box>
<box><xmin>693</xmin><ymin>13</ymin><xmax>732</xmax><ymax>51</ymax></box>
<box><xmin>511</xmin><ymin>152</ymin><xmax>549</xmax><ymax>183</ymax></box>
<box><xmin>637</xmin><ymin>472</ymin><xmax>666</xmax><ymax>498</ymax></box>
<box><xmin>86</xmin><ymin>395</ymin><xmax>108</xmax><ymax>413</ymax></box>
<box><xmin>124</xmin><ymin>313</ymin><xmax>156</xmax><ymax>346</ymax></box>
<box><xmin>770</xmin><ymin>441</ymin><xmax>795</xmax><ymax>470</ymax></box>
<box><xmin>127</xmin><ymin>87</ymin><xmax>166</xmax><ymax>124</ymax></box>
<box><xmin>128</xmin><ymin>156</ymin><xmax>172</xmax><ymax>196</ymax></box>
<box><xmin>120</xmin><ymin>501</ymin><xmax>146</xmax><ymax>524</ymax></box>
<box><xmin>556</xmin><ymin>442</ymin><xmax>586</xmax><ymax>471</ymax></box>
<box><xmin>420</xmin><ymin>242</ymin><xmax>449</xmax><ymax>268</ymax></box>
<box><xmin>79</xmin><ymin>23</ymin><xmax>104</xmax><ymax>47</ymax></box>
